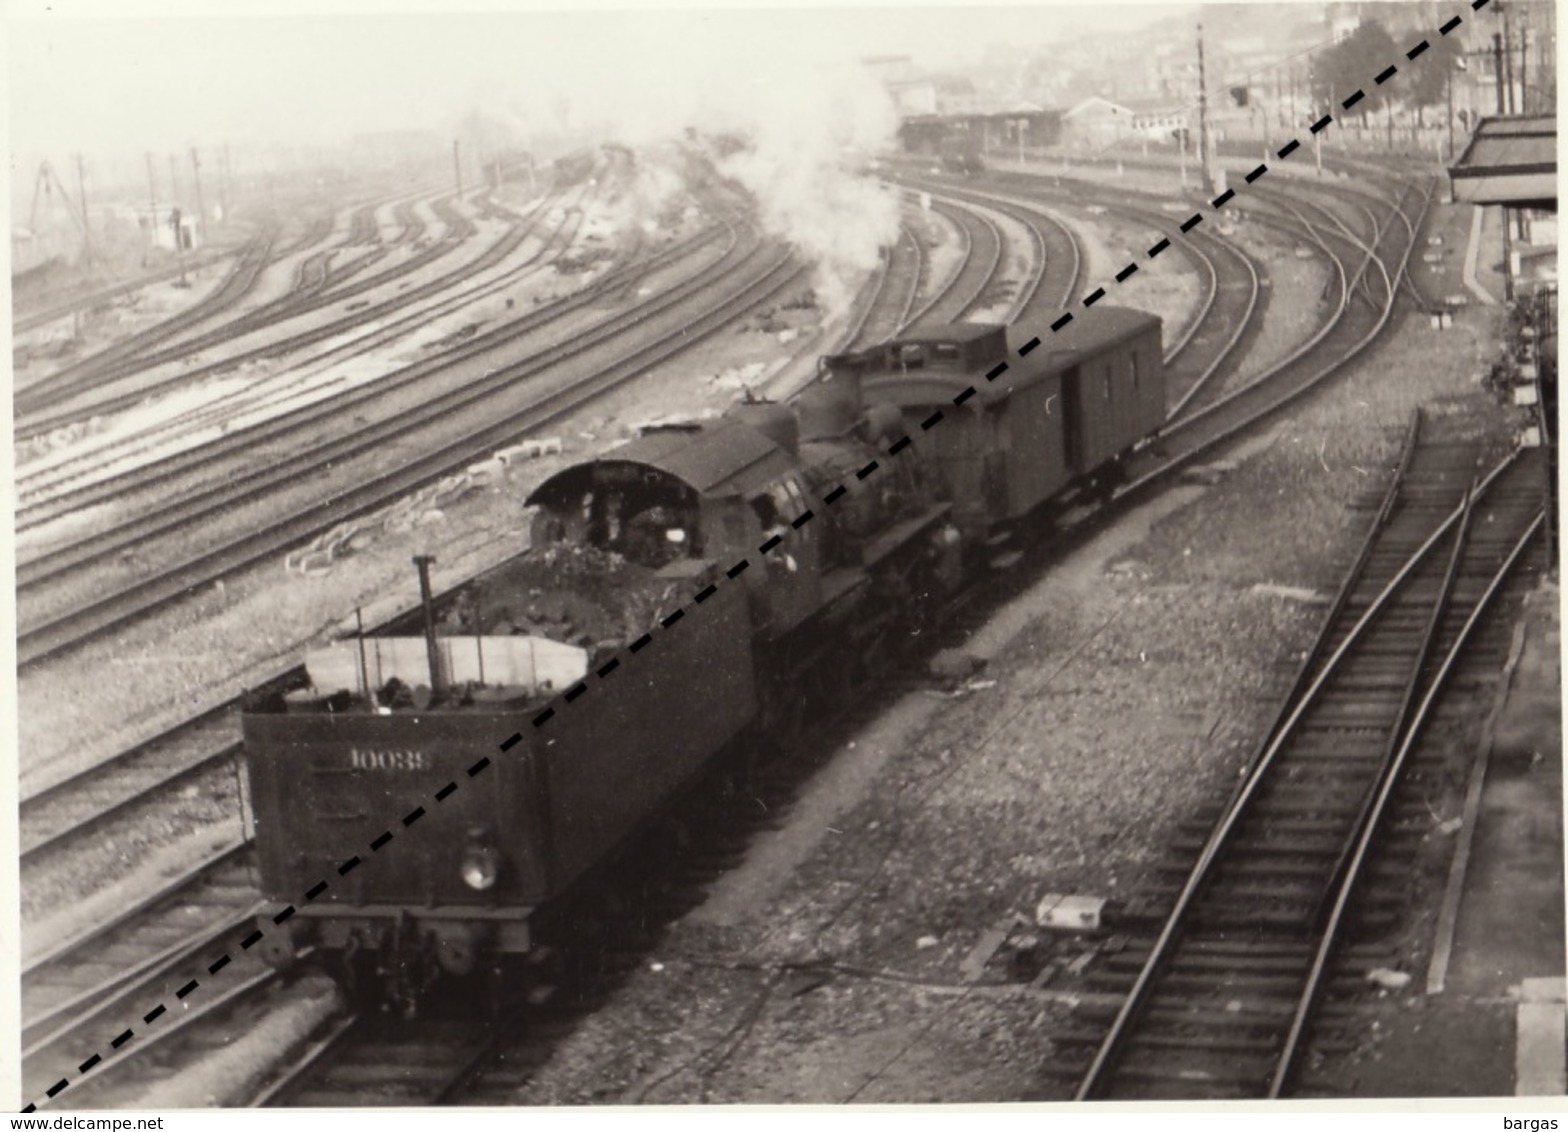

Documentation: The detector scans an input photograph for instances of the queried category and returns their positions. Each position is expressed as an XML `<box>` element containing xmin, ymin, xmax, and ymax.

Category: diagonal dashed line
<box><xmin>23</xmin><ymin>8</ymin><xmax>1474</xmax><ymax>1108</ymax></box>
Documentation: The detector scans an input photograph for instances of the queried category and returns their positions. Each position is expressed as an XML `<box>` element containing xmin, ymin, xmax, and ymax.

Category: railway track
<box><xmin>1057</xmin><ymin>420</ymin><xmax>1546</xmax><ymax>1100</ymax></box>
<box><xmin>895</xmin><ymin>177</ymin><xmax>1095</xmax><ymax>323</ymax></box>
<box><xmin>12</xmin><ymin>243</ymin><xmax>259</xmax><ymax>337</ymax></box>
<box><xmin>254</xmin><ymin>1017</ymin><xmax>503</xmax><ymax>1106</ymax></box>
<box><xmin>13</xmin><ymin>209</ymin><xmax>743</xmax><ymax>952</ymax></box>
<box><xmin>15</xmin><ymin>225</ymin><xmax>286</xmax><ymax>415</ymax></box>
<box><xmin>842</xmin><ymin>221</ymin><xmax>925</xmax><ymax>350</ymax></box>
<box><xmin>10</xmin><ymin>194</ymin><xmax>343</xmax><ymax>342</ymax></box>
<box><xmin>903</xmin><ymin>198</ymin><xmax>1002</xmax><ymax>326</ymax></box>
<box><xmin>20</xmin><ymin>844</ymin><xmax>267</xmax><ymax>1101</ymax></box>
<box><xmin>13</xmin><ymin>220</ymin><xmax>761</xmax><ymax>661</ymax></box>
<box><xmin>1115</xmin><ymin>176</ymin><xmax>1432</xmax><ymax>498</ymax></box>
<box><xmin>18</xmin><ymin>689</ymin><xmax>290</xmax><ymax>863</ymax></box>
<box><xmin>16</xmin><ymin>220</ymin><xmax>805</xmax><ymax>666</ymax></box>
<box><xmin>11</xmin><ymin>174</ymin><xmax>431</xmax><ymax>340</ymax></box>
<box><xmin>931</xmin><ymin>170</ymin><xmax>1274</xmax><ymax>422</ymax></box>
<box><xmin>1042</xmin><ymin>187</ymin><xmax>1260</xmax><ymax>418</ymax></box>
<box><xmin>21</xmin><ymin>154</ymin><xmax>1480</xmax><ymax>1103</ymax></box>
<box><xmin>15</xmin><ymin>191</ymin><xmax>496</xmax><ymax>432</ymax></box>
<box><xmin>13</xmin><ymin>182</ymin><xmax>596</xmax><ymax>519</ymax></box>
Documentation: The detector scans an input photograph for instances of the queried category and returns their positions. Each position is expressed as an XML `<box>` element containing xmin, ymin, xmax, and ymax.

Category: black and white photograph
<box><xmin>5</xmin><ymin>0</ymin><xmax>1562</xmax><ymax>1113</ymax></box>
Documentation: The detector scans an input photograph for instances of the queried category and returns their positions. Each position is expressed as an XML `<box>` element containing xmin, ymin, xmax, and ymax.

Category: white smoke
<box><xmin>470</xmin><ymin>32</ymin><xmax>904</xmax><ymax>324</ymax></box>
<box><xmin>709</xmin><ymin>65</ymin><xmax>902</xmax><ymax>320</ymax></box>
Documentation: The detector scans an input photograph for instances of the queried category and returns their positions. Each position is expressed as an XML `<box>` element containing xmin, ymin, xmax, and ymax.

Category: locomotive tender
<box><xmin>242</xmin><ymin>308</ymin><xmax>1163</xmax><ymax>1005</ymax></box>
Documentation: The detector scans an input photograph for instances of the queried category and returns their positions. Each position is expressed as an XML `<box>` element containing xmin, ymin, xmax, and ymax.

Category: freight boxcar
<box><xmin>819</xmin><ymin>308</ymin><xmax>1164</xmax><ymax>544</ymax></box>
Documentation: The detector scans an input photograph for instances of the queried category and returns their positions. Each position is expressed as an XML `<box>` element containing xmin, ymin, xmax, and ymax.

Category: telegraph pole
<box><xmin>190</xmin><ymin>147</ymin><xmax>208</xmax><ymax>247</ymax></box>
<box><xmin>219</xmin><ymin>141</ymin><xmax>232</xmax><ymax>224</ymax></box>
<box><xmin>1517</xmin><ymin>26</ymin><xmax>1529</xmax><ymax>113</ymax></box>
<box><xmin>169</xmin><ymin>154</ymin><xmax>188</xmax><ymax>284</ymax></box>
<box><xmin>453</xmin><ymin>139</ymin><xmax>463</xmax><ymax>198</ymax></box>
<box><xmin>1492</xmin><ymin>33</ymin><xmax>1507</xmax><ymax>112</ymax></box>
<box><xmin>1317</xmin><ymin>84</ymin><xmax>1331</xmax><ymax>176</ymax></box>
<box><xmin>1446</xmin><ymin>69</ymin><xmax>1455</xmax><ymax>159</ymax></box>
<box><xmin>1501</xmin><ymin>3</ymin><xmax>1516</xmax><ymax>112</ymax></box>
<box><xmin>146</xmin><ymin>152</ymin><xmax>159</xmax><ymax>253</ymax></box>
<box><xmin>73</xmin><ymin>153</ymin><xmax>92</xmax><ymax>265</ymax></box>
<box><xmin>1196</xmin><ymin>23</ymin><xmax>1215</xmax><ymax>195</ymax></box>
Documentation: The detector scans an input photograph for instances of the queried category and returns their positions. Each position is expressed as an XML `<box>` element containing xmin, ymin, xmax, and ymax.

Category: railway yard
<box><xmin>10</xmin><ymin>85</ymin><xmax>1562</xmax><ymax>1111</ymax></box>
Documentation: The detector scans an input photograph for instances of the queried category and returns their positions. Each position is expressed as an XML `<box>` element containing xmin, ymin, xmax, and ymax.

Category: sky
<box><xmin>6</xmin><ymin>1</ymin><xmax>1200</xmax><ymax>167</ymax></box>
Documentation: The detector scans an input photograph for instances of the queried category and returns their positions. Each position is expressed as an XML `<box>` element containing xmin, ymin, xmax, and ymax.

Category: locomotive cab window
<box><xmin>1130</xmin><ymin>352</ymin><xmax>1140</xmax><ymax>389</ymax></box>
<box><xmin>565</xmin><ymin>476</ymin><xmax>700</xmax><ymax>568</ymax></box>
<box><xmin>896</xmin><ymin>344</ymin><xmax>926</xmax><ymax>370</ymax></box>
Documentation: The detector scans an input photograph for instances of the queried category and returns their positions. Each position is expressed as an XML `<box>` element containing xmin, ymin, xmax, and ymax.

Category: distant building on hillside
<box><xmin>1060</xmin><ymin>96</ymin><xmax>1140</xmax><ymax>148</ymax></box>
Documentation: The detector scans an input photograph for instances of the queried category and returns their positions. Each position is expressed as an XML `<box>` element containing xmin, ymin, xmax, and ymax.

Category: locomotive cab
<box><xmin>530</xmin><ymin>463</ymin><xmax>702</xmax><ymax>569</ymax></box>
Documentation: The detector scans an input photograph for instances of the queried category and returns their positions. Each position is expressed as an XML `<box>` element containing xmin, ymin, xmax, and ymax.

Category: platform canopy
<box><xmin>1448</xmin><ymin>115</ymin><xmax>1557</xmax><ymax>211</ymax></box>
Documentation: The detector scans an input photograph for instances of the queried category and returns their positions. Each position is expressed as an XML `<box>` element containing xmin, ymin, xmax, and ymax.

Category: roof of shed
<box><xmin>1448</xmin><ymin>115</ymin><xmax>1557</xmax><ymax>210</ymax></box>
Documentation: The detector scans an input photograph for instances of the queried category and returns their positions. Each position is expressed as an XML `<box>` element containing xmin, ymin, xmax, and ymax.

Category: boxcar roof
<box><xmin>1037</xmin><ymin>306</ymin><xmax>1161</xmax><ymax>358</ymax></box>
<box><xmin>864</xmin><ymin>306</ymin><xmax>1161</xmax><ymax>406</ymax></box>
<box><xmin>528</xmin><ymin>418</ymin><xmax>794</xmax><ymax>504</ymax></box>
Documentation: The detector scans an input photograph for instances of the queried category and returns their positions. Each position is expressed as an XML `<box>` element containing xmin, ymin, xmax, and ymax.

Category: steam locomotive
<box><xmin>241</xmin><ymin>308</ymin><xmax>1164</xmax><ymax>1009</ymax></box>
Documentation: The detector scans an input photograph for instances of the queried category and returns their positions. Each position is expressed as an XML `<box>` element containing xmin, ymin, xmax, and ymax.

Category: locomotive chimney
<box><xmin>795</xmin><ymin>361</ymin><xmax>864</xmax><ymax>442</ymax></box>
<box><xmin>725</xmin><ymin>396</ymin><xmax>799</xmax><ymax>455</ymax></box>
<box><xmin>413</xmin><ymin>555</ymin><xmax>444</xmax><ymax>696</ymax></box>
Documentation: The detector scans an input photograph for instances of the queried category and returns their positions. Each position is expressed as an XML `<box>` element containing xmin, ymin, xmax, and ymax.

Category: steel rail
<box><xmin>1309</xmin><ymin>485</ymin><xmax>1476</xmax><ymax>926</ymax></box>
<box><xmin>896</xmin><ymin>196</ymin><xmax>972</xmax><ymax>330</ymax></box>
<box><xmin>998</xmin><ymin>199</ymin><xmax>1050</xmax><ymax>323</ymax></box>
<box><xmin>19</xmin><ymin>740</ymin><xmax>244</xmax><ymax>863</ymax></box>
<box><xmin>16</xmin><ymin>193</ymin><xmax>488</xmax><ymax>432</ymax></box>
<box><xmin>840</xmin><ymin>224</ymin><xmax>901</xmax><ymax>349</ymax></box>
<box><xmin>13</xmin><ymin>183</ymin><xmax>590</xmax><ymax>517</ymax></box>
<box><xmin>16</xmin><ymin>186</ymin><xmax>459</xmax><ymax>425</ymax></box>
<box><xmin>15</xmin><ymin>207</ymin><xmax>724</xmax><ymax>532</ymax></box>
<box><xmin>23</xmin><ymin>892</ymin><xmax>263</xmax><ymax>1055</ymax></box>
<box><xmin>1253</xmin><ymin>410</ymin><xmax>1422</xmax><ymax>754</ymax></box>
<box><xmin>245</xmin><ymin>1015</ymin><xmax>362</xmax><ymax>1107</ymax></box>
<box><xmin>15</xmin><ymin>226</ymin><xmax>284</xmax><ymax>410</ymax></box>
<box><xmin>14</xmin><ymin>219</ymin><xmax>752</xmax><ymax>598</ymax></box>
<box><xmin>18</xmin><ymin>238</ymin><xmax>805</xmax><ymax>664</ymax></box>
<box><xmin>20</xmin><ymin>841</ymin><xmax>255</xmax><ymax>982</ymax></box>
<box><xmin>1118</xmin><ymin>179</ymin><xmax>1432</xmax><ymax>496</ymax></box>
<box><xmin>23</xmin><ymin>964</ymin><xmax>295</xmax><ymax>1106</ymax></box>
<box><xmin>892</xmin><ymin>176</ymin><xmax>1083</xmax><ymax>320</ymax></box>
<box><xmin>927</xmin><ymin>174</ymin><xmax>1253</xmax><ymax>399</ymax></box>
<box><xmin>1269</xmin><ymin>508</ymin><xmax>1545</xmax><ymax>1097</ymax></box>
<box><xmin>1073</xmin><ymin>443</ymin><xmax>1525</xmax><ymax>1099</ymax></box>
